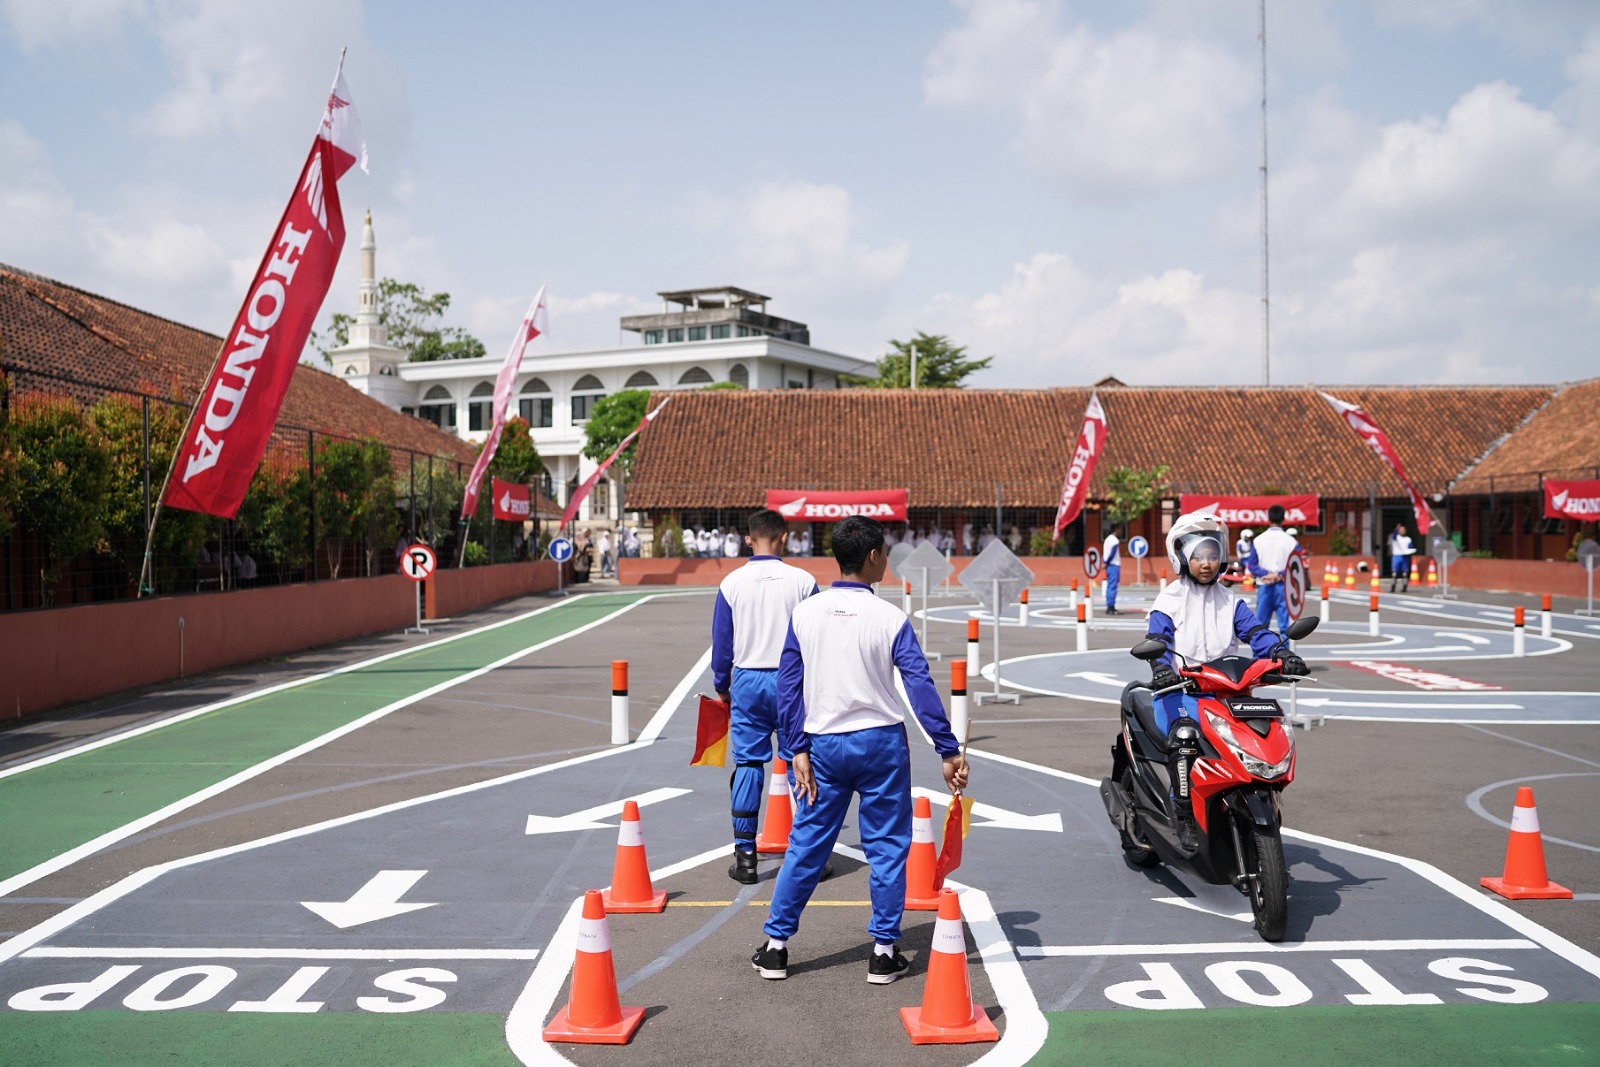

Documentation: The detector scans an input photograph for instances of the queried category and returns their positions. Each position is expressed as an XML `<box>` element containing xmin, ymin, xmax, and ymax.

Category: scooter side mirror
<box><xmin>1286</xmin><ymin>616</ymin><xmax>1319</xmax><ymax>641</ymax></box>
<box><xmin>1130</xmin><ymin>638</ymin><xmax>1169</xmax><ymax>661</ymax></box>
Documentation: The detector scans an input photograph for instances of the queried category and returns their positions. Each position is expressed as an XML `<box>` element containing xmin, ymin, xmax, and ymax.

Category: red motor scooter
<box><xmin>1100</xmin><ymin>616</ymin><xmax>1317</xmax><ymax>942</ymax></box>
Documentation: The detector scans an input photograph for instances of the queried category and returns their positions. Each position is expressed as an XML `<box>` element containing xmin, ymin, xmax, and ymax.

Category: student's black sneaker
<box><xmin>751</xmin><ymin>943</ymin><xmax>788</xmax><ymax>980</ymax></box>
<box><xmin>1177</xmin><ymin>816</ymin><xmax>1200</xmax><ymax>852</ymax></box>
<box><xmin>729</xmin><ymin>849</ymin><xmax>758</xmax><ymax>885</ymax></box>
<box><xmin>867</xmin><ymin>947</ymin><xmax>911</xmax><ymax>985</ymax></box>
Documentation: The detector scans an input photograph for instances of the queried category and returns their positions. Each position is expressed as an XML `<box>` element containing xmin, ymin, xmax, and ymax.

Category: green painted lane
<box><xmin>1042</xmin><ymin>1003</ymin><xmax>1600</xmax><ymax>1065</ymax></box>
<box><xmin>0</xmin><ymin>1011</ymin><xmax>519</xmax><ymax>1066</ymax></box>
<box><xmin>0</xmin><ymin>592</ymin><xmax>655</xmax><ymax>884</ymax></box>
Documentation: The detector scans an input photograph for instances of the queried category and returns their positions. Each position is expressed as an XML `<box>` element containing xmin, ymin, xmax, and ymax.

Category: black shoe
<box><xmin>729</xmin><ymin>849</ymin><xmax>759</xmax><ymax>885</ymax></box>
<box><xmin>1178</xmin><ymin>816</ymin><xmax>1200</xmax><ymax>852</ymax></box>
<box><xmin>752</xmin><ymin>943</ymin><xmax>788</xmax><ymax>980</ymax></box>
<box><xmin>868</xmin><ymin>947</ymin><xmax>911</xmax><ymax>984</ymax></box>
<box><xmin>819</xmin><ymin>862</ymin><xmax>835</xmax><ymax>882</ymax></box>
<box><xmin>1105</xmin><ymin>607</ymin><xmax>1120</xmax><ymax>615</ymax></box>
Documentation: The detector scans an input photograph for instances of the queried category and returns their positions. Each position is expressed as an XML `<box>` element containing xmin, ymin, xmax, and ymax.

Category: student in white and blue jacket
<box><xmin>713</xmin><ymin>509</ymin><xmax>819</xmax><ymax>885</ymax></box>
<box><xmin>750</xmin><ymin>515</ymin><xmax>969</xmax><ymax>985</ymax></box>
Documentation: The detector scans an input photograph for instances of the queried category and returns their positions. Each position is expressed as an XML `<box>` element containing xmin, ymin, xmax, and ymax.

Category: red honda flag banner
<box><xmin>764</xmin><ymin>489</ymin><xmax>909</xmax><ymax>522</ymax></box>
<box><xmin>558</xmin><ymin>397</ymin><xmax>673</xmax><ymax>528</ymax></box>
<box><xmin>1053</xmin><ymin>392</ymin><xmax>1108</xmax><ymax>540</ymax></box>
<box><xmin>1545</xmin><ymin>478</ymin><xmax>1600</xmax><ymax>521</ymax></box>
<box><xmin>461</xmin><ymin>285</ymin><xmax>548</xmax><ymax>520</ymax></box>
<box><xmin>163</xmin><ymin>58</ymin><xmax>367</xmax><ymax>518</ymax></box>
<box><xmin>491</xmin><ymin>478</ymin><xmax>531</xmax><ymax>521</ymax></box>
<box><xmin>1178</xmin><ymin>494</ymin><xmax>1321</xmax><ymax>527</ymax></box>
<box><xmin>1320</xmin><ymin>391</ymin><xmax>1433</xmax><ymax>534</ymax></box>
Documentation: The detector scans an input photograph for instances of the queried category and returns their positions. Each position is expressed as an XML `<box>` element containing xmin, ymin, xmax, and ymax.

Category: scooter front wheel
<box><xmin>1247</xmin><ymin>822</ymin><xmax>1289</xmax><ymax>942</ymax></box>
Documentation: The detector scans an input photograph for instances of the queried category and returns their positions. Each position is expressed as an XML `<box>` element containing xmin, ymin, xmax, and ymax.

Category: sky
<box><xmin>2</xmin><ymin>0</ymin><xmax>1598</xmax><ymax>388</ymax></box>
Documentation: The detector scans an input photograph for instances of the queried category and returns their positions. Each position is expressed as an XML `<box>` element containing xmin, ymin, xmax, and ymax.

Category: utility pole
<box><xmin>1259</xmin><ymin>0</ymin><xmax>1271</xmax><ymax>387</ymax></box>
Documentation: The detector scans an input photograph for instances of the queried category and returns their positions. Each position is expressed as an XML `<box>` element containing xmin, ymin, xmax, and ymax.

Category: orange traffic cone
<box><xmin>905</xmin><ymin>795</ymin><xmax>941</xmax><ymax>911</ymax></box>
<box><xmin>1481</xmin><ymin>787</ymin><xmax>1572</xmax><ymax>900</ymax></box>
<box><xmin>901</xmin><ymin>889</ymin><xmax>1000</xmax><ymax>1045</ymax></box>
<box><xmin>1427</xmin><ymin>559</ymin><xmax>1438</xmax><ymax>588</ymax></box>
<box><xmin>1243</xmin><ymin>571</ymin><xmax>1256</xmax><ymax>593</ymax></box>
<box><xmin>1344</xmin><ymin>564</ymin><xmax>1355</xmax><ymax>589</ymax></box>
<box><xmin>1409</xmin><ymin>562</ymin><xmax>1420</xmax><ymax>585</ymax></box>
<box><xmin>601</xmin><ymin>800</ymin><xmax>667</xmax><ymax>913</ymax></box>
<box><xmin>756</xmin><ymin>758</ymin><xmax>793</xmax><ymax>853</ymax></box>
<box><xmin>543</xmin><ymin>890</ymin><xmax>646</xmax><ymax>1044</ymax></box>
<box><xmin>1369</xmin><ymin>569</ymin><xmax>1381</xmax><ymax>593</ymax></box>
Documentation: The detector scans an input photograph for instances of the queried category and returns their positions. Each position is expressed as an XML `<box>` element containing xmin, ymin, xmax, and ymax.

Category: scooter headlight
<box><xmin>1203</xmin><ymin>709</ymin><xmax>1293</xmax><ymax>779</ymax></box>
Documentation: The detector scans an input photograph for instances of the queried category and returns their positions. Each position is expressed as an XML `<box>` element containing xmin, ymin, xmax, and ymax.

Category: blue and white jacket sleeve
<box><xmin>775</xmin><ymin>623</ymin><xmax>809</xmax><ymax>760</ymax></box>
<box><xmin>1245</xmin><ymin>544</ymin><xmax>1267</xmax><ymax>578</ymax></box>
<box><xmin>891</xmin><ymin>621</ymin><xmax>960</xmax><ymax>758</ymax></box>
<box><xmin>711</xmin><ymin>590</ymin><xmax>734</xmax><ymax>694</ymax></box>
<box><xmin>1146</xmin><ymin>609</ymin><xmax>1177</xmax><ymax>670</ymax></box>
<box><xmin>1235</xmin><ymin>600</ymin><xmax>1281</xmax><ymax>659</ymax></box>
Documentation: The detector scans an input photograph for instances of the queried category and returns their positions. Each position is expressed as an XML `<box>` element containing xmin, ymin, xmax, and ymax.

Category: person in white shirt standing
<box><xmin>1246</xmin><ymin>505</ymin><xmax>1299</xmax><ymax>633</ymax></box>
<box><xmin>713</xmin><ymin>510</ymin><xmax>820</xmax><ymax>885</ymax></box>
<box><xmin>1103</xmin><ymin>524</ymin><xmax>1123</xmax><ymax>615</ymax></box>
<box><xmin>751</xmin><ymin>516</ymin><xmax>969</xmax><ymax>985</ymax></box>
<box><xmin>1388</xmin><ymin>523</ymin><xmax>1415</xmax><ymax>592</ymax></box>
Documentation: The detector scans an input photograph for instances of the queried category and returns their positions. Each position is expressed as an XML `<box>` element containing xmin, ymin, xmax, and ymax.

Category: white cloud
<box><xmin>925</xmin><ymin>0</ymin><xmax>1256</xmax><ymax>195</ymax></box>
<box><xmin>0</xmin><ymin>0</ymin><xmax>148</xmax><ymax>50</ymax></box>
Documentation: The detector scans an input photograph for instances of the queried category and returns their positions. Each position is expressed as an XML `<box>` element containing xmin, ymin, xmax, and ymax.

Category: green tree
<box><xmin>581</xmin><ymin>389</ymin><xmax>651</xmax><ymax>476</ymax></box>
<box><xmin>4</xmin><ymin>394</ymin><xmax>113</xmax><ymax>603</ymax></box>
<box><xmin>87</xmin><ymin>395</ymin><xmax>209</xmax><ymax>595</ymax></box>
<box><xmin>843</xmin><ymin>332</ymin><xmax>993</xmax><ymax>389</ymax></box>
<box><xmin>237</xmin><ymin>448</ymin><xmax>311</xmax><ymax>583</ymax></box>
<box><xmin>311</xmin><ymin>436</ymin><xmax>396</xmax><ymax>579</ymax></box>
<box><xmin>1103</xmin><ymin>464</ymin><xmax>1171</xmax><ymax>527</ymax></box>
<box><xmin>488</xmin><ymin>417</ymin><xmax>543</xmax><ymax>483</ymax></box>
<box><xmin>316</xmin><ymin>278</ymin><xmax>487</xmax><ymax>364</ymax></box>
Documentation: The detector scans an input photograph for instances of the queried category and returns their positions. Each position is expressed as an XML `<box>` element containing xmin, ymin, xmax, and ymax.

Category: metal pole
<box><xmin>141</xmin><ymin>396</ymin><xmax>152</xmax><ymax>555</ymax></box>
<box><xmin>307</xmin><ymin>430</ymin><xmax>317</xmax><ymax>582</ymax></box>
<box><xmin>995</xmin><ymin>483</ymin><xmax>1002</xmax><ymax>545</ymax></box>
<box><xmin>919</xmin><ymin>567</ymin><xmax>941</xmax><ymax>661</ymax></box>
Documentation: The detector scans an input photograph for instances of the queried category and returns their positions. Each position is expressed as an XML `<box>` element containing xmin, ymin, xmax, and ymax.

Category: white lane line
<box><xmin>636</xmin><ymin>645</ymin><xmax>712</xmax><ymax>743</ymax></box>
<box><xmin>0</xmin><ymin>634</ymin><xmax>715</xmax><ymax>970</ymax></box>
<box><xmin>23</xmin><ymin>947</ymin><xmax>541</xmax><ymax>960</ymax></box>
<box><xmin>0</xmin><ymin>593</ymin><xmax>669</xmax><ymax>901</ymax></box>
<box><xmin>1465</xmin><ymin>772</ymin><xmax>1600</xmax><ymax>854</ymax></box>
<box><xmin>1019</xmin><ymin>939</ymin><xmax>1539</xmax><ymax>958</ymax></box>
<box><xmin>0</xmin><ymin>594</ymin><xmax>595</xmax><ymax>782</ymax></box>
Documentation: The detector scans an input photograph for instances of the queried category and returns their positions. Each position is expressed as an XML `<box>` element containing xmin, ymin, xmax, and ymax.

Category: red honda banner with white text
<box><xmin>163</xmin><ymin>59</ymin><xmax>367</xmax><ymax>519</ymax></box>
<box><xmin>1053</xmin><ymin>392</ymin><xmax>1108</xmax><ymax>540</ymax></box>
<box><xmin>765</xmin><ymin>489</ymin><xmax>908</xmax><ymax>522</ymax></box>
<box><xmin>559</xmin><ymin>397</ymin><xmax>673</xmax><ymax>528</ymax></box>
<box><xmin>491</xmin><ymin>478</ymin><xmax>531</xmax><ymax>521</ymax></box>
<box><xmin>1544</xmin><ymin>478</ymin><xmax>1600</xmax><ymax>520</ymax></box>
<box><xmin>1320</xmin><ymin>391</ymin><xmax>1433</xmax><ymax>534</ymax></box>
<box><xmin>461</xmin><ymin>285</ymin><xmax>548</xmax><ymax>520</ymax></box>
<box><xmin>1179</xmin><ymin>494</ymin><xmax>1321</xmax><ymax>527</ymax></box>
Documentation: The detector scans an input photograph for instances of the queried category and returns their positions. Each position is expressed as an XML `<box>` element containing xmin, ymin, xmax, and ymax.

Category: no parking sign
<box><xmin>400</xmin><ymin>544</ymin><xmax>436</xmax><ymax>582</ymax></box>
<box><xmin>1083</xmin><ymin>546</ymin><xmax>1101</xmax><ymax>579</ymax></box>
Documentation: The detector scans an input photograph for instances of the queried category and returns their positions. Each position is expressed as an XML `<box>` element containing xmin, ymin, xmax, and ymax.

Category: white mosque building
<box><xmin>328</xmin><ymin>214</ymin><xmax>874</xmax><ymax>523</ymax></box>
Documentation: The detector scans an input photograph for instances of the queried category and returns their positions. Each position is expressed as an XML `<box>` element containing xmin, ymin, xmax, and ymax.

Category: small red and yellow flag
<box><xmin>690</xmin><ymin>694</ymin><xmax>730</xmax><ymax>767</ymax></box>
<box><xmin>934</xmin><ymin>792</ymin><xmax>975</xmax><ymax>887</ymax></box>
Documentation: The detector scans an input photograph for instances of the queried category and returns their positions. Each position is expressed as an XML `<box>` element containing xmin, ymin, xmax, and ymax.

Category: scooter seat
<box><xmin>1121</xmin><ymin>681</ymin><xmax>1168</xmax><ymax>753</ymax></box>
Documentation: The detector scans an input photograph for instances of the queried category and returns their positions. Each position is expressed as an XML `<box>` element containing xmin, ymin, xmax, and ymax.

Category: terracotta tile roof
<box><xmin>627</xmin><ymin>385</ymin><xmax>1556</xmax><ymax>510</ymax></box>
<box><xmin>1452</xmin><ymin>379</ymin><xmax>1600</xmax><ymax>493</ymax></box>
<box><xmin>0</xmin><ymin>262</ymin><xmax>474</xmax><ymax>465</ymax></box>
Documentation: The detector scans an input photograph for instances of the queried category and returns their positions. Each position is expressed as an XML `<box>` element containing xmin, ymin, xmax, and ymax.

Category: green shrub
<box><xmin>1328</xmin><ymin>527</ymin><xmax>1357</xmax><ymax>556</ymax></box>
<box><xmin>463</xmin><ymin>541</ymin><xmax>489</xmax><ymax>567</ymax></box>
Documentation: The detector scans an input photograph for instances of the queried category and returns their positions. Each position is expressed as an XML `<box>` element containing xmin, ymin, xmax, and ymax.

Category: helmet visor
<box><xmin>1178</xmin><ymin>532</ymin><xmax>1227</xmax><ymax>565</ymax></box>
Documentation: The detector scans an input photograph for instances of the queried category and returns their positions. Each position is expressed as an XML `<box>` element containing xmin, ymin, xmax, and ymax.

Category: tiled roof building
<box><xmin>1454</xmin><ymin>379</ymin><xmax>1600</xmax><ymax>494</ymax></box>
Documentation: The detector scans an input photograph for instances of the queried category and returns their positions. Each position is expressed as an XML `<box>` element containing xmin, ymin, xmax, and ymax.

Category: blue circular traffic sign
<box><xmin>548</xmin><ymin>537</ymin><xmax>574</xmax><ymax>563</ymax></box>
<box><xmin>1127</xmin><ymin>535</ymin><xmax>1149</xmax><ymax>559</ymax></box>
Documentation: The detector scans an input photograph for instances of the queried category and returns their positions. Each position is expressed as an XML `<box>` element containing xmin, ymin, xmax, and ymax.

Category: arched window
<box><xmin>625</xmin><ymin>370</ymin><xmax>659</xmax><ymax>388</ymax></box>
<box><xmin>728</xmin><ymin>363</ymin><xmax>749</xmax><ymax>388</ymax></box>
<box><xmin>468</xmin><ymin>381</ymin><xmax>494</xmax><ymax>431</ymax></box>
<box><xmin>677</xmin><ymin>366</ymin><xmax>713</xmax><ymax>385</ymax></box>
<box><xmin>519</xmin><ymin>377</ymin><xmax>553</xmax><ymax>427</ymax></box>
<box><xmin>521</xmin><ymin>377</ymin><xmax>550</xmax><ymax>393</ymax></box>
<box><xmin>573</xmin><ymin>374</ymin><xmax>605</xmax><ymax>391</ymax></box>
<box><xmin>418</xmin><ymin>385</ymin><xmax>456</xmax><ymax>430</ymax></box>
<box><xmin>571</xmin><ymin>374</ymin><xmax>606</xmax><ymax>424</ymax></box>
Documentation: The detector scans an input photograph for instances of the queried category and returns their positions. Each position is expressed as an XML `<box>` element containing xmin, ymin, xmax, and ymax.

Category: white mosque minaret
<box><xmin>326</xmin><ymin>210</ymin><xmax>409</xmax><ymax>409</ymax></box>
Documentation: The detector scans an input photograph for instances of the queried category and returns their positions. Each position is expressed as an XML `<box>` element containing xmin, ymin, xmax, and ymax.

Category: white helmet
<box><xmin>1166</xmin><ymin>510</ymin><xmax>1231</xmax><ymax>583</ymax></box>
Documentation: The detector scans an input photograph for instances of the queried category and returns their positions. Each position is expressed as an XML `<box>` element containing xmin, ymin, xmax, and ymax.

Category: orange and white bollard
<box><xmin>1018</xmin><ymin>587</ymin><xmax>1030</xmax><ymax>628</ymax></box>
<box><xmin>1069</xmin><ymin>578</ymin><xmax>1079</xmax><ymax>610</ymax></box>
<box><xmin>1084</xmin><ymin>580</ymin><xmax>1095</xmax><ymax>625</ymax></box>
<box><xmin>611</xmin><ymin>661</ymin><xmax>629</xmax><ymax>745</ymax></box>
<box><xmin>966</xmin><ymin>616</ymin><xmax>980</xmax><ymax>680</ymax></box>
<box><xmin>1541</xmin><ymin>594</ymin><xmax>1552</xmax><ymax>639</ymax></box>
<box><xmin>1158</xmin><ymin>568</ymin><xmax>1168</xmax><ymax>592</ymax></box>
<box><xmin>1369</xmin><ymin>594</ymin><xmax>1380</xmax><ymax>637</ymax></box>
<box><xmin>1513</xmin><ymin>606</ymin><xmax>1526</xmax><ymax>657</ymax></box>
<box><xmin>1320</xmin><ymin>583</ymin><xmax>1331</xmax><ymax>622</ymax></box>
<box><xmin>1075</xmin><ymin>602</ymin><xmax>1088</xmax><ymax>653</ymax></box>
<box><xmin>903</xmin><ymin>579</ymin><xmax>912</xmax><ymax>615</ymax></box>
<box><xmin>950</xmin><ymin>661</ymin><xmax>969</xmax><ymax>745</ymax></box>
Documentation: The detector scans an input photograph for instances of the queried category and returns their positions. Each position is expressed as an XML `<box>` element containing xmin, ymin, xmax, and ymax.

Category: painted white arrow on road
<box><xmin>302</xmin><ymin>870</ymin><xmax>437</xmax><ymax>929</ymax></box>
<box><xmin>1294</xmin><ymin>697</ymin><xmax>1525</xmax><ymax>710</ymax></box>
<box><xmin>911</xmin><ymin>787</ymin><xmax>1063</xmax><ymax>832</ymax></box>
<box><xmin>523</xmin><ymin>786</ymin><xmax>692</xmax><ymax>835</ymax></box>
<box><xmin>1065</xmin><ymin>671</ymin><xmax>1127</xmax><ymax>688</ymax></box>
<box><xmin>1434</xmin><ymin>631</ymin><xmax>1493</xmax><ymax>645</ymax></box>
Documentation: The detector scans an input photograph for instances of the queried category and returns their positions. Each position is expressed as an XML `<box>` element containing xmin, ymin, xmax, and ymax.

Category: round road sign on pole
<box><xmin>1127</xmin><ymin>536</ymin><xmax>1149</xmax><ymax>559</ymax></box>
<box><xmin>1083</xmin><ymin>546</ymin><xmax>1101</xmax><ymax>579</ymax></box>
<box><xmin>548</xmin><ymin>537</ymin><xmax>574</xmax><ymax>563</ymax></box>
<box><xmin>400</xmin><ymin>544</ymin><xmax>437</xmax><ymax>582</ymax></box>
<box><xmin>1285</xmin><ymin>553</ymin><xmax>1308</xmax><ymax>621</ymax></box>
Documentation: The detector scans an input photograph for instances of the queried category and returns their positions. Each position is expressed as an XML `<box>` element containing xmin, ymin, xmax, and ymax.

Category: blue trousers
<box><xmin>1105</xmin><ymin>564</ymin><xmax>1121</xmax><ymax>610</ymax></box>
<box><xmin>1154</xmin><ymin>691</ymin><xmax>1200</xmax><ymax>736</ymax></box>
<box><xmin>1255</xmin><ymin>581</ymin><xmax>1288</xmax><ymax>633</ymax></box>
<box><xmin>729</xmin><ymin>668</ymin><xmax>778</xmax><ymax>852</ymax></box>
<box><xmin>763</xmin><ymin>724</ymin><xmax>912</xmax><ymax>945</ymax></box>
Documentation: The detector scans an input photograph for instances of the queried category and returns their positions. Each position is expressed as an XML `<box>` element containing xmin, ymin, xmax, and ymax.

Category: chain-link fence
<box><xmin>0</xmin><ymin>364</ymin><xmax>546</xmax><ymax>612</ymax></box>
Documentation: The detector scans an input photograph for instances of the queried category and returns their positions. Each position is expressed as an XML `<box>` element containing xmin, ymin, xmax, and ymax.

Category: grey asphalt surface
<box><xmin>1</xmin><ymin>577</ymin><xmax>1597</xmax><ymax>1064</ymax></box>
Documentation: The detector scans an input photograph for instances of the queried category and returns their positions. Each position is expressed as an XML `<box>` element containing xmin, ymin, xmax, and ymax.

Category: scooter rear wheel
<box><xmin>1247</xmin><ymin>822</ymin><xmax>1289</xmax><ymax>941</ymax></box>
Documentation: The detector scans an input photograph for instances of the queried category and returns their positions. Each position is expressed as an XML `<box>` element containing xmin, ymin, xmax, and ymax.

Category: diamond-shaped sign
<box><xmin>959</xmin><ymin>540</ymin><xmax>1036</xmax><ymax>615</ymax></box>
<box><xmin>901</xmin><ymin>541</ymin><xmax>954</xmax><ymax>594</ymax></box>
<box><xmin>1430</xmin><ymin>536</ymin><xmax>1459</xmax><ymax>565</ymax></box>
<box><xmin>1578</xmin><ymin>539</ymin><xmax>1600</xmax><ymax>573</ymax></box>
<box><xmin>888</xmin><ymin>542</ymin><xmax>915</xmax><ymax>583</ymax></box>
